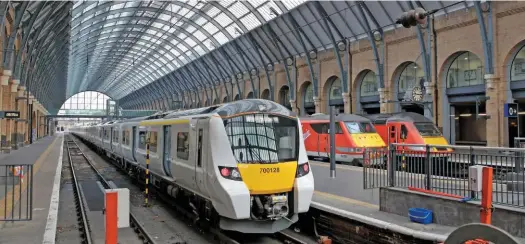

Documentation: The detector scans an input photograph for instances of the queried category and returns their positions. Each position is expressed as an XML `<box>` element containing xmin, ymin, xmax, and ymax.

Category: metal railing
<box><xmin>363</xmin><ymin>144</ymin><xmax>525</xmax><ymax>208</ymax></box>
<box><xmin>0</xmin><ymin>164</ymin><xmax>33</xmax><ymax>221</ymax></box>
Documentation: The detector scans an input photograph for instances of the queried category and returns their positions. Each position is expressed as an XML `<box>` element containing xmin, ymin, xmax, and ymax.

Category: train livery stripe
<box><xmin>349</xmin><ymin>133</ymin><xmax>385</xmax><ymax>147</ymax></box>
<box><xmin>422</xmin><ymin>136</ymin><xmax>449</xmax><ymax>146</ymax></box>
<box><xmin>139</xmin><ymin>119</ymin><xmax>190</xmax><ymax>126</ymax></box>
<box><xmin>237</xmin><ymin>161</ymin><xmax>297</xmax><ymax>195</ymax></box>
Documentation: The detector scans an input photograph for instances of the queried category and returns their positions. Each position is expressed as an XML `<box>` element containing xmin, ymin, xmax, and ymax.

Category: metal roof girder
<box><xmin>13</xmin><ymin>1</ymin><xmax>47</xmax><ymax>80</ymax></box>
<box><xmin>90</xmin><ymin>4</ymin><xmax>170</xmax><ymax>93</ymax></box>
<box><xmin>474</xmin><ymin>1</ymin><xmax>494</xmax><ymax>75</ymax></box>
<box><xmin>3</xmin><ymin>2</ymin><xmax>29</xmax><ymax>70</ymax></box>
<box><xmin>70</xmin><ymin>10</ymin><xmax>214</xmax><ymax>57</ymax></box>
<box><xmin>189</xmin><ymin>62</ymin><xmax>211</xmax><ymax>103</ymax></box>
<box><xmin>327</xmin><ymin>1</ymin><xmax>357</xmax><ymax>38</ymax></box>
<box><xmin>29</xmin><ymin>36</ymin><xmax>69</xmax><ymax>90</ymax></box>
<box><xmin>269</xmin><ymin>16</ymin><xmax>300</xmax><ymax>56</ymax></box>
<box><xmin>72</xmin><ymin>2</ymin><xmax>232</xmax><ymax>43</ymax></box>
<box><xmin>200</xmin><ymin>58</ymin><xmax>223</xmax><ymax>99</ymax></box>
<box><xmin>207</xmin><ymin>2</ymin><xmax>249</xmax><ymax>33</ymax></box>
<box><xmin>355</xmin><ymin>2</ymin><xmax>385</xmax><ymax>89</ymax></box>
<box><xmin>404</xmin><ymin>1</ymin><xmax>431</xmax><ymax>84</ymax></box>
<box><xmin>232</xmin><ymin>42</ymin><xmax>256</xmax><ymax>97</ymax></box>
<box><xmin>313</xmin><ymin>1</ymin><xmax>350</xmax><ymax>95</ymax></box>
<box><xmin>218</xmin><ymin>48</ymin><xmax>243</xmax><ymax>98</ymax></box>
<box><xmin>178</xmin><ymin>67</ymin><xmax>202</xmax><ymax>104</ymax></box>
<box><xmin>195</xmin><ymin>59</ymin><xmax>219</xmax><ymax>101</ymax></box>
<box><xmin>247</xmin><ymin>32</ymin><xmax>272</xmax><ymax>66</ymax></box>
<box><xmin>285</xmin><ymin>13</ymin><xmax>319</xmax><ymax>98</ymax></box>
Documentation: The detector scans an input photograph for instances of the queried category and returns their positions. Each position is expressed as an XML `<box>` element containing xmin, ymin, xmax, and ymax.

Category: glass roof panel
<box><xmin>202</xmin><ymin>22</ymin><xmax>219</xmax><ymax>35</ymax></box>
<box><xmin>241</xmin><ymin>13</ymin><xmax>261</xmax><ymax>30</ymax></box>
<box><xmin>68</xmin><ymin>0</ymin><xmax>308</xmax><ymax>100</ymax></box>
<box><xmin>215</xmin><ymin>13</ymin><xmax>233</xmax><ymax>27</ymax></box>
<box><xmin>193</xmin><ymin>30</ymin><xmax>207</xmax><ymax>42</ymax></box>
<box><xmin>213</xmin><ymin>31</ymin><xmax>229</xmax><ymax>45</ymax></box>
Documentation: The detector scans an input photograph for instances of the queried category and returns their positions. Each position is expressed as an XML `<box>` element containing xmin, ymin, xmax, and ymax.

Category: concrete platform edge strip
<box><xmin>310</xmin><ymin>201</ymin><xmax>449</xmax><ymax>242</ymax></box>
<box><xmin>42</xmin><ymin>135</ymin><xmax>64</xmax><ymax>244</ymax></box>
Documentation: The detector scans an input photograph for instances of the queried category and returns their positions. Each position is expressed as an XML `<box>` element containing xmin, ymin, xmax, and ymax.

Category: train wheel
<box><xmin>443</xmin><ymin>223</ymin><xmax>520</xmax><ymax>244</ymax></box>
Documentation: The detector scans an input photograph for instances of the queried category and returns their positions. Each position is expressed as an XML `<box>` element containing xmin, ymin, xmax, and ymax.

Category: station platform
<box><xmin>309</xmin><ymin>161</ymin><xmax>525</xmax><ymax>243</ymax></box>
<box><xmin>0</xmin><ymin>134</ymin><xmax>63</xmax><ymax>244</ymax></box>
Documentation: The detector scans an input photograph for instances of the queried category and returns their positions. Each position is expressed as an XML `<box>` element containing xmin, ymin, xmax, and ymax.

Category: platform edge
<box><xmin>310</xmin><ymin>201</ymin><xmax>449</xmax><ymax>242</ymax></box>
<box><xmin>42</xmin><ymin>135</ymin><xmax>64</xmax><ymax>244</ymax></box>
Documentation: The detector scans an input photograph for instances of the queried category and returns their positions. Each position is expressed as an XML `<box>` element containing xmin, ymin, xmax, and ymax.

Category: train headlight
<box><xmin>296</xmin><ymin>162</ymin><xmax>310</xmax><ymax>178</ymax></box>
<box><xmin>218</xmin><ymin>166</ymin><xmax>242</xmax><ymax>181</ymax></box>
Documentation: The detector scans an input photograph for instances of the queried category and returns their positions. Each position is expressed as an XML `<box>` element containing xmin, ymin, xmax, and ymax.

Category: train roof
<box><xmin>363</xmin><ymin>112</ymin><xmax>432</xmax><ymax>124</ymax></box>
<box><xmin>164</xmin><ymin>99</ymin><xmax>296</xmax><ymax>119</ymax></box>
<box><xmin>300</xmin><ymin>113</ymin><xmax>371</xmax><ymax>122</ymax></box>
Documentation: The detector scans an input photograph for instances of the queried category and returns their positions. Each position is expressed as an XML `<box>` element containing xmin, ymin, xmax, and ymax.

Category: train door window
<box><xmin>125</xmin><ymin>130</ymin><xmax>130</xmax><ymax>145</ymax></box>
<box><xmin>138</xmin><ymin>131</ymin><xmax>146</xmax><ymax>149</ymax></box>
<box><xmin>176</xmin><ymin>132</ymin><xmax>189</xmax><ymax>160</ymax></box>
<box><xmin>113</xmin><ymin>128</ymin><xmax>118</xmax><ymax>142</ymax></box>
<box><xmin>197</xmin><ymin>129</ymin><xmax>203</xmax><ymax>167</ymax></box>
<box><xmin>122</xmin><ymin>130</ymin><xmax>126</xmax><ymax>144</ymax></box>
<box><xmin>400</xmin><ymin>125</ymin><xmax>408</xmax><ymax>140</ymax></box>
<box><xmin>390</xmin><ymin>126</ymin><xmax>396</xmax><ymax>138</ymax></box>
<box><xmin>149</xmin><ymin>131</ymin><xmax>158</xmax><ymax>153</ymax></box>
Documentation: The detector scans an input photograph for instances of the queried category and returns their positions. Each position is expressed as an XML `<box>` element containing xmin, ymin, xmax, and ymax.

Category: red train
<box><xmin>300</xmin><ymin>114</ymin><xmax>385</xmax><ymax>166</ymax></box>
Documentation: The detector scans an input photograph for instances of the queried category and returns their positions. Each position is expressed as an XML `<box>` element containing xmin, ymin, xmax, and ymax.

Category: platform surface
<box><xmin>310</xmin><ymin>161</ymin><xmax>525</xmax><ymax>242</ymax></box>
<box><xmin>0</xmin><ymin>135</ymin><xmax>63</xmax><ymax>244</ymax></box>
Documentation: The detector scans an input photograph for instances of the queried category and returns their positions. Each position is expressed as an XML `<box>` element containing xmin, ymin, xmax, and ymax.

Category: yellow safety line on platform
<box><xmin>0</xmin><ymin>136</ymin><xmax>60</xmax><ymax>219</ymax></box>
<box><xmin>314</xmin><ymin>191</ymin><xmax>379</xmax><ymax>209</ymax></box>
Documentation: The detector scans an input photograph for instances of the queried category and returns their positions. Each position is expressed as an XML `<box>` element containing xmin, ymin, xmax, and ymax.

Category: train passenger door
<box><xmin>110</xmin><ymin>127</ymin><xmax>114</xmax><ymax>151</ymax></box>
<box><xmin>387</xmin><ymin>123</ymin><xmax>398</xmax><ymax>145</ymax></box>
<box><xmin>162</xmin><ymin>125</ymin><xmax>173</xmax><ymax>177</ymax></box>
<box><xmin>132</xmin><ymin>126</ymin><xmax>137</xmax><ymax>162</ymax></box>
<box><xmin>194</xmin><ymin>119</ymin><xmax>208</xmax><ymax>194</ymax></box>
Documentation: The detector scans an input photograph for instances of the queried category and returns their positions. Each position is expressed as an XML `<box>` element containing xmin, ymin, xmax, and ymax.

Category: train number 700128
<box><xmin>260</xmin><ymin>167</ymin><xmax>280</xmax><ymax>173</ymax></box>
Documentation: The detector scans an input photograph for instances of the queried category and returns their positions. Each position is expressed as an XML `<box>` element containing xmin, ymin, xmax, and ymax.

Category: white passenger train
<box><xmin>70</xmin><ymin>99</ymin><xmax>314</xmax><ymax>233</ymax></box>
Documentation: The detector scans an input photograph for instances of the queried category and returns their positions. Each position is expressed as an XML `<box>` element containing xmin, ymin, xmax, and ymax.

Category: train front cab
<box><xmin>366</xmin><ymin>113</ymin><xmax>455</xmax><ymax>175</ymax></box>
<box><xmin>208</xmin><ymin>102</ymin><xmax>314</xmax><ymax>233</ymax></box>
<box><xmin>301</xmin><ymin>114</ymin><xmax>385</xmax><ymax>166</ymax></box>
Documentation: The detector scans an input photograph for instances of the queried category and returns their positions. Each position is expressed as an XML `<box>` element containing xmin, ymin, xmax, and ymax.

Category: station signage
<box><xmin>0</xmin><ymin>111</ymin><xmax>20</xmax><ymax>119</ymax></box>
<box><xmin>504</xmin><ymin>103</ymin><xmax>518</xmax><ymax>118</ymax></box>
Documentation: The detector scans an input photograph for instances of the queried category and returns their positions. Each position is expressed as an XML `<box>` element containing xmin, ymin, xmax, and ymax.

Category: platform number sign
<box><xmin>504</xmin><ymin>103</ymin><xmax>518</xmax><ymax>118</ymax></box>
<box><xmin>0</xmin><ymin>111</ymin><xmax>20</xmax><ymax>119</ymax></box>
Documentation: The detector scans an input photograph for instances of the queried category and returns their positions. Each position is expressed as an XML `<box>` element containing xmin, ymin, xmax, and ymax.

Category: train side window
<box><xmin>176</xmin><ymin>132</ymin><xmax>189</xmax><ymax>160</ymax></box>
<box><xmin>400</xmin><ymin>125</ymin><xmax>408</xmax><ymax>140</ymax></box>
<box><xmin>138</xmin><ymin>131</ymin><xmax>146</xmax><ymax>149</ymax></box>
<box><xmin>335</xmin><ymin>123</ymin><xmax>343</xmax><ymax>134</ymax></box>
<box><xmin>390</xmin><ymin>126</ymin><xmax>396</xmax><ymax>138</ymax></box>
<box><xmin>149</xmin><ymin>132</ymin><xmax>158</xmax><ymax>153</ymax></box>
<box><xmin>310</xmin><ymin>124</ymin><xmax>324</xmax><ymax>134</ymax></box>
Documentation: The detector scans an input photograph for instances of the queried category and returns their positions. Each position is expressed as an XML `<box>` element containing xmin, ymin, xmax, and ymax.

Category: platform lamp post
<box><xmin>329</xmin><ymin>102</ymin><xmax>336</xmax><ymax>178</ymax></box>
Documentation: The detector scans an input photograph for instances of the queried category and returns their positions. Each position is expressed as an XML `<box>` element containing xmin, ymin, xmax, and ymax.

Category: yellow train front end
<box><xmin>222</xmin><ymin>112</ymin><xmax>313</xmax><ymax>223</ymax></box>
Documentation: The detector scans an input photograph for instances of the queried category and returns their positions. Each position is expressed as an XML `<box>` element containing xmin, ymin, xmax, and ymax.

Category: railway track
<box><xmin>65</xmin><ymin>135</ymin><xmax>157</xmax><ymax>244</ymax></box>
<box><xmin>69</xmin><ymin>133</ymin><xmax>316</xmax><ymax>244</ymax></box>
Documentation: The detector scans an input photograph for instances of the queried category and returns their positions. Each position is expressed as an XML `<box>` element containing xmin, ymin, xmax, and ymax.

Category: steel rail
<box><xmin>65</xmin><ymin>135</ymin><xmax>158</xmax><ymax>244</ymax></box>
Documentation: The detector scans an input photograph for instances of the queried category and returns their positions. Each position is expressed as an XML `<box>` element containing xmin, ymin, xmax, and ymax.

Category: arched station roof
<box><xmin>9</xmin><ymin>1</ymin><xmax>473</xmax><ymax>113</ymax></box>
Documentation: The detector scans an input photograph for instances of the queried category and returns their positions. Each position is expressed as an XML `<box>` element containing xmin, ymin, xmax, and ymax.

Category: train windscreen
<box><xmin>224</xmin><ymin>114</ymin><xmax>298</xmax><ymax>164</ymax></box>
<box><xmin>344</xmin><ymin>122</ymin><xmax>376</xmax><ymax>134</ymax></box>
<box><xmin>414</xmin><ymin>123</ymin><xmax>441</xmax><ymax>137</ymax></box>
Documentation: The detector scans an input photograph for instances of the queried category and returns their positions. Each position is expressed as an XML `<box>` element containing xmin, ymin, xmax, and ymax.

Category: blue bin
<box><xmin>408</xmin><ymin>208</ymin><xmax>433</xmax><ymax>224</ymax></box>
